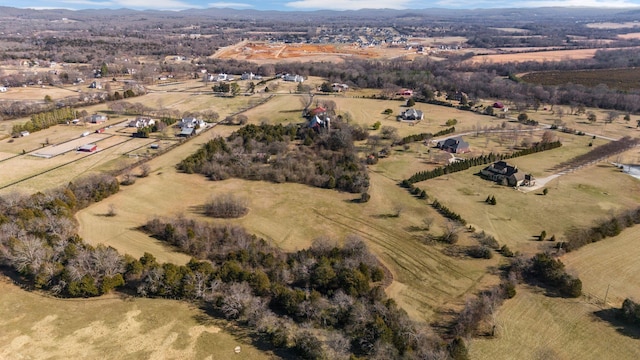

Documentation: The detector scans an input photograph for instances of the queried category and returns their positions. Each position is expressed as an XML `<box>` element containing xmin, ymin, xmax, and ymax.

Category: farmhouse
<box><xmin>128</xmin><ymin>117</ymin><xmax>155</xmax><ymax>128</ymax></box>
<box><xmin>78</xmin><ymin>144</ymin><xmax>97</xmax><ymax>152</ymax></box>
<box><xmin>90</xmin><ymin>114</ymin><xmax>107</xmax><ymax>124</ymax></box>
<box><xmin>282</xmin><ymin>74</ymin><xmax>304</xmax><ymax>82</ymax></box>
<box><xmin>437</xmin><ymin>136</ymin><xmax>470</xmax><ymax>153</ymax></box>
<box><xmin>332</xmin><ymin>83</ymin><xmax>349</xmax><ymax>92</ymax></box>
<box><xmin>398</xmin><ymin>108</ymin><xmax>424</xmax><ymax>121</ymax></box>
<box><xmin>241</xmin><ymin>72</ymin><xmax>262</xmax><ymax>80</ymax></box>
<box><xmin>480</xmin><ymin>160</ymin><xmax>535</xmax><ymax>187</ymax></box>
<box><xmin>178</xmin><ymin>116</ymin><xmax>206</xmax><ymax>129</ymax></box>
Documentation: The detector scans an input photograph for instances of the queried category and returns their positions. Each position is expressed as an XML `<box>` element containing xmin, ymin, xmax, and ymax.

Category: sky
<box><xmin>6</xmin><ymin>0</ymin><xmax>640</xmax><ymax>11</ymax></box>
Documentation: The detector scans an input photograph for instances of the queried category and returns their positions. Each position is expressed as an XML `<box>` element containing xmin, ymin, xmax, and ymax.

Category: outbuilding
<box><xmin>78</xmin><ymin>144</ymin><xmax>97</xmax><ymax>152</ymax></box>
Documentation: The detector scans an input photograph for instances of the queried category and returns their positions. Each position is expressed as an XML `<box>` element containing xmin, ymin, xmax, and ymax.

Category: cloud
<box><xmin>208</xmin><ymin>2</ymin><xmax>254</xmax><ymax>8</ymax></box>
<box><xmin>286</xmin><ymin>0</ymin><xmax>414</xmax><ymax>10</ymax></box>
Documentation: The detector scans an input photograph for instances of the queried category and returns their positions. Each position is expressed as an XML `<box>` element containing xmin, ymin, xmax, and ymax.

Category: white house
<box><xmin>0</xmin><ymin>86</ymin><xmax>7</xmax><ymax>93</ymax></box>
<box><xmin>128</xmin><ymin>117</ymin><xmax>155</xmax><ymax>128</ymax></box>
<box><xmin>283</xmin><ymin>74</ymin><xmax>304</xmax><ymax>83</ymax></box>
<box><xmin>241</xmin><ymin>72</ymin><xmax>261</xmax><ymax>80</ymax></box>
<box><xmin>90</xmin><ymin>114</ymin><xmax>107</xmax><ymax>124</ymax></box>
<box><xmin>179</xmin><ymin>117</ymin><xmax>206</xmax><ymax>129</ymax></box>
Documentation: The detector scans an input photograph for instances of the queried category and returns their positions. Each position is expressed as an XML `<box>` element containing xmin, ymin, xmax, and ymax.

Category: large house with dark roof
<box><xmin>480</xmin><ymin>161</ymin><xmax>535</xmax><ymax>187</ymax></box>
<box><xmin>437</xmin><ymin>136</ymin><xmax>470</xmax><ymax>154</ymax></box>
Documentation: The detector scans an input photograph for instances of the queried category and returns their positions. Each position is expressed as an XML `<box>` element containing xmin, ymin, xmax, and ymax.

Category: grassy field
<box><xmin>75</xmin><ymin>114</ymin><xmax>501</xmax><ymax>322</ymax></box>
<box><xmin>561</xmin><ymin>226</ymin><xmax>640</xmax><ymax>308</ymax></box>
<box><xmin>521</xmin><ymin>68</ymin><xmax>640</xmax><ymax>91</ymax></box>
<box><xmin>0</xmin><ymin>277</ymin><xmax>275</xmax><ymax>360</ymax></box>
<box><xmin>5</xmin><ymin>85</ymin><xmax>640</xmax><ymax>358</ymax></box>
<box><xmin>470</xmin><ymin>285</ymin><xmax>640</xmax><ymax>360</ymax></box>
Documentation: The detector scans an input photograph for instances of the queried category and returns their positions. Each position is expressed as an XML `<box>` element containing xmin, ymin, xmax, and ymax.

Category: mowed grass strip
<box><xmin>470</xmin><ymin>286</ymin><xmax>640</xmax><ymax>360</ymax></box>
<box><xmin>0</xmin><ymin>277</ymin><xmax>273</xmax><ymax>360</ymax></box>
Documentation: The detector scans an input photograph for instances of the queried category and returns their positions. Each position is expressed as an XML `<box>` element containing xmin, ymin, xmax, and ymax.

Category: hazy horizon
<box><xmin>8</xmin><ymin>0</ymin><xmax>640</xmax><ymax>12</ymax></box>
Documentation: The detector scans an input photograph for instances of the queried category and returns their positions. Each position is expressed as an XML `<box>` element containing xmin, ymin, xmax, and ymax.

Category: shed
<box><xmin>179</xmin><ymin>127</ymin><xmax>195</xmax><ymax>137</ymax></box>
<box><xmin>78</xmin><ymin>144</ymin><xmax>97</xmax><ymax>152</ymax></box>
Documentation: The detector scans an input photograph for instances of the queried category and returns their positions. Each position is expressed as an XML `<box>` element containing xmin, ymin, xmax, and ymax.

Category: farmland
<box><xmin>0</xmin><ymin>277</ymin><xmax>274</xmax><ymax>360</ymax></box>
<box><xmin>3</xmin><ymin>6</ymin><xmax>640</xmax><ymax>359</ymax></box>
<box><xmin>521</xmin><ymin>68</ymin><xmax>640</xmax><ymax>91</ymax></box>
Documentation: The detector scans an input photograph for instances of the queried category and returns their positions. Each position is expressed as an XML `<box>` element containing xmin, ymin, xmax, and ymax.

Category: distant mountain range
<box><xmin>1</xmin><ymin>5</ymin><xmax>639</xmax><ymax>22</ymax></box>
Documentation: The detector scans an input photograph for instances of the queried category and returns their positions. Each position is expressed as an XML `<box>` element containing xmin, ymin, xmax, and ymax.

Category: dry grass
<box><xmin>562</xmin><ymin>226</ymin><xmax>640</xmax><ymax>308</ymax></box>
<box><xmin>586</xmin><ymin>22</ymin><xmax>640</xmax><ymax>29</ymax></box>
<box><xmin>470</xmin><ymin>286</ymin><xmax>640</xmax><ymax>360</ymax></box>
<box><xmin>469</xmin><ymin>49</ymin><xmax>602</xmax><ymax>64</ymax></box>
<box><xmin>618</xmin><ymin>32</ymin><xmax>640</xmax><ymax>40</ymax></box>
<box><xmin>0</xmin><ymin>277</ymin><xmax>275</xmax><ymax>360</ymax></box>
<box><xmin>75</xmin><ymin>120</ymin><xmax>497</xmax><ymax>321</ymax></box>
<box><xmin>416</xmin><ymin>137</ymin><xmax>640</xmax><ymax>254</ymax></box>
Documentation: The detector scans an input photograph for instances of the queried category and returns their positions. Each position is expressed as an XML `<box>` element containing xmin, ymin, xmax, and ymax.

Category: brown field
<box><xmin>4</xmin><ymin>81</ymin><xmax>640</xmax><ymax>359</ymax></box>
<box><xmin>76</xmin><ymin>142</ymin><xmax>496</xmax><ymax>321</ymax></box>
<box><xmin>586</xmin><ymin>22</ymin><xmax>640</xmax><ymax>29</ymax></box>
<box><xmin>618</xmin><ymin>32</ymin><xmax>640</xmax><ymax>40</ymax></box>
<box><xmin>521</xmin><ymin>68</ymin><xmax>640</xmax><ymax>91</ymax></box>
<box><xmin>469</xmin><ymin>48</ymin><xmax>601</xmax><ymax>64</ymax></box>
<box><xmin>0</xmin><ymin>277</ymin><xmax>275</xmax><ymax>360</ymax></box>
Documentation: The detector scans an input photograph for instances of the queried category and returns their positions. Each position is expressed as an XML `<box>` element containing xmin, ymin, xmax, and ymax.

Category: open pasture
<box><xmin>470</xmin><ymin>286</ymin><xmax>640</xmax><ymax>360</ymax></box>
<box><xmin>586</xmin><ymin>22</ymin><xmax>640</xmax><ymax>29</ymax></box>
<box><xmin>0</xmin><ymin>277</ymin><xmax>273</xmax><ymax>360</ymax></box>
<box><xmin>0</xmin><ymin>84</ymin><xmax>82</xmax><ymax>101</ymax></box>
<box><xmin>618</xmin><ymin>32</ymin><xmax>640</xmax><ymax>40</ymax></box>
<box><xmin>76</xmin><ymin>121</ymin><xmax>496</xmax><ymax>321</ymax></box>
<box><xmin>469</xmin><ymin>48</ymin><xmax>601</xmax><ymax>64</ymax></box>
<box><xmin>32</xmin><ymin>133</ymin><xmax>110</xmax><ymax>158</ymax></box>
<box><xmin>562</xmin><ymin>226</ymin><xmax>640</xmax><ymax>308</ymax></box>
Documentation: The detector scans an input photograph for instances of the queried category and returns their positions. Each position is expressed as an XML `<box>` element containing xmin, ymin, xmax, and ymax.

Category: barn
<box><xmin>78</xmin><ymin>144</ymin><xmax>97</xmax><ymax>152</ymax></box>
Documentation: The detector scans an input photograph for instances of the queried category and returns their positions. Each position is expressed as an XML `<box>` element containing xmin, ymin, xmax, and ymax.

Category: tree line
<box><xmin>11</xmin><ymin>107</ymin><xmax>77</xmax><ymax>136</ymax></box>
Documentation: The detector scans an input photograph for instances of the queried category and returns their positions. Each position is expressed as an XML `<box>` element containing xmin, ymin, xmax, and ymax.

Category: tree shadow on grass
<box><xmin>194</xmin><ymin>305</ymin><xmax>298</xmax><ymax>359</ymax></box>
<box><xmin>593</xmin><ymin>308</ymin><xmax>640</xmax><ymax>340</ymax></box>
